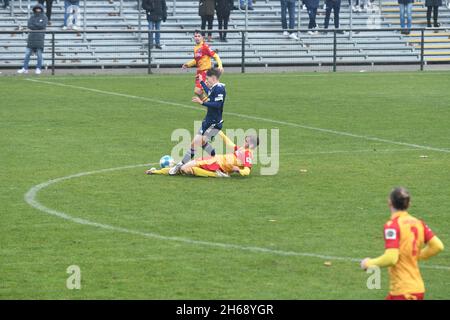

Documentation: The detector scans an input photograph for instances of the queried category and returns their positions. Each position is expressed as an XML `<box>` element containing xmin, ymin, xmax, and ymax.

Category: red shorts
<box><xmin>196</xmin><ymin>157</ymin><xmax>221</xmax><ymax>172</ymax></box>
<box><xmin>386</xmin><ymin>293</ymin><xmax>424</xmax><ymax>300</ymax></box>
<box><xmin>195</xmin><ymin>70</ymin><xmax>207</xmax><ymax>89</ymax></box>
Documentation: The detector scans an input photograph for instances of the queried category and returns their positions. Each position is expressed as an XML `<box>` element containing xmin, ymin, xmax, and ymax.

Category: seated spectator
<box><xmin>142</xmin><ymin>0</ymin><xmax>167</xmax><ymax>49</ymax></box>
<box><xmin>17</xmin><ymin>4</ymin><xmax>48</xmax><ymax>75</ymax></box>
<box><xmin>37</xmin><ymin>0</ymin><xmax>54</xmax><ymax>25</ymax></box>
<box><xmin>199</xmin><ymin>0</ymin><xmax>215</xmax><ymax>42</ymax></box>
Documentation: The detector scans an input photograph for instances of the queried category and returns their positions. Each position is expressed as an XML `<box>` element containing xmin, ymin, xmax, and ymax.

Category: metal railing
<box><xmin>5</xmin><ymin>0</ymin><xmax>443</xmax><ymax>43</ymax></box>
<box><xmin>2</xmin><ymin>28</ymin><xmax>449</xmax><ymax>74</ymax></box>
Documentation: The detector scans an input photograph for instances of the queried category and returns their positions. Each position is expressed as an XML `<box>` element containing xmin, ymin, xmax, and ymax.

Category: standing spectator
<box><xmin>142</xmin><ymin>0</ymin><xmax>167</xmax><ymax>49</ymax></box>
<box><xmin>425</xmin><ymin>0</ymin><xmax>442</xmax><ymax>29</ymax></box>
<box><xmin>63</xmin><ymin>0</ymin><xmax>80</xmax><ymax>30</ymax></box>
<box><xmin>240</xmin><ymin>0</ymin><xmax>254</xmax><ymax>10</ymax></box>
<box><xmin>352</xmin><ymin>0</ymin><xmax>370</xmax><ymax>12</ymax></box>
<box><xmin>38</xmin><ymin>0</ymin><xmax>54</xmax><ymax>25</ymax></box>
<box><xmin>199</xmin><ymin>0</ymin><xmax>215</xmax><ymax>42</ymax></box>
<box><xmin>17</xmin><ymin>4</ymin><xmax>48</xmax><ymax>75</ymax></box>
<box><xmin>324</xmin><ymin>0</ymin><xmax>342</xmax><ymax>33</ymax></box>
<box><xmin>216</xmin><ymin>0</ymin><xmax>233</xmax><ymax>42</ymax></box>
<box><xmin>2</xmin><ymin>0</ymin><xmax>10</xmax><ymax>9</ymax></box>
<box><xmin>280</xmin><ymin>0</ymin><xmax>298</xmax><ymax>40</ymax></box>
<box><xmin>304</xmin><ymin>0</ymin><xmax>319</xmax><ymax>34</ymax></box>
<box><xmin>398</xmin><ymin>0</ymin><xmax>413</xmax><ymax>35</ymax></box>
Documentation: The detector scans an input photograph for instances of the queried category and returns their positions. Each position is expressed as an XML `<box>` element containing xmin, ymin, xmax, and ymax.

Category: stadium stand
<box><xmin>0</xmin><ymin>0</ymin><xmax>449</xmax><ymax>69</ymax></box>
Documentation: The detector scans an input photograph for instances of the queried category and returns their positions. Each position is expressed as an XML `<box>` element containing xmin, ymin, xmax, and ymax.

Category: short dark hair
<box><xmin>194</xmin><ymin>29</ymin><xmax>203</xmax><ymax>35</ymax></box>
<box><xmin>390</xmin><ymin>187</ymin><xmax>411</xmax><ymax>210</ymax></box>
<box><xmin>206</xmin><ymin>68</ymin><xmax>222</xmax><ymax>79</ymax></box>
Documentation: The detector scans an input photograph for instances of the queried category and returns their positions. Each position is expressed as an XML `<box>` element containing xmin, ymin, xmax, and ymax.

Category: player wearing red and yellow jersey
<box><xmin>182</xmin><ymin>130</ymin><xmax>258</xmax><ymax>178</ymax></box>
<box><xmin>182</xmin><ymin>30</ymin><xmax>223</xmax><ymax>100</ymax></box>
<box><xmin>361</xmin><ymin>187</ymin><xmax>444</xmax><ymax>300</ymax></box>
<box><xmin>146</xmin><ymin>130</ymin><xmax>258</xmax><ymax>178</ymax></box>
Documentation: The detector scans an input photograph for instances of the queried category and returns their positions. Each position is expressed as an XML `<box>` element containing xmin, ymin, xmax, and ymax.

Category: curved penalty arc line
<box><xmin>24</xmin><ymin>163</ymin><xmax>450</xmax><ymax>271</ymax></box>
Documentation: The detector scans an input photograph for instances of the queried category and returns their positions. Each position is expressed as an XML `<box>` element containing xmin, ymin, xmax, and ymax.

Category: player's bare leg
<box><xmin>194</xmin><ymin>87</ymin><xmax>208</xmax><ymax>102</ymax></box>
<box><xmin>180</xmin><ymin>160</ymin><xmax>197</xmax><ymax>175</ymax></box>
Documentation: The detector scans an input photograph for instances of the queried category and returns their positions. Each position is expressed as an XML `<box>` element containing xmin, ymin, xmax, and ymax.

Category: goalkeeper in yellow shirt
<box><xmin>361</xmin><ymin>187</ymin><xmax>444</xmax><ymax>300</ymax></box>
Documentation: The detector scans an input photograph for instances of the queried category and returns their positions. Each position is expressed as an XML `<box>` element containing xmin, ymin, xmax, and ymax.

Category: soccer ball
<box><xmin>159</xmin><ymin>155</ymin><xmax>175</xmax><ymax>168</ymax></box>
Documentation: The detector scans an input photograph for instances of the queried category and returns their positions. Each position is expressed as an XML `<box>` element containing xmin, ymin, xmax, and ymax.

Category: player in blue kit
<box><xmin>169</xmin><ymin>68</ymin><xmax>226</xmax><ymax>175</ymax></box>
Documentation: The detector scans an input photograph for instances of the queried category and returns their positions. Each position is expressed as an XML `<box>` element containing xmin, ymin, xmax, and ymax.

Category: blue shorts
<box><xmin>198</xmin><ymin>120</ymin><xmax>223</xmax><ymax>139</ymax></box>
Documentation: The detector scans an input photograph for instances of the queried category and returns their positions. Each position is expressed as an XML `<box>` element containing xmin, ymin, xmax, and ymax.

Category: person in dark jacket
<box><xmin>398</xmin><ymin>0</ymin><xmax>413</xmax><ymax>34</ymax></box>
<box><xmin>216</xmin><ymin>0</ymin><xmax>233</xmax><ymax>42</ymax></box>
<box><xmin>17</xmin><ymin>4</ymin><xmax>48</xmax><ymax>74</ymax></box>
<box><xmin>142</xmin><ymin>0</ymin><xmax>167</xmax><ymax>49</ymax></box>
<box><xmin>38</xmin><ymin>0</ymin><xmax>54</xmax><ymax>25</ymax></box>
<box><xmin>199</xmin><ymin>0</ymin><xmax>215</xmax><ymax>42</ymax></box>
<box><xmin>304</xmin><ymin>0</ymin><xmax>319</xmax><ymax>34</ymax></box>
<box><xmin>324</xmin><ymin>0</ymin><xmax>342</xmax><ymax>33</ymax></box>
<box><xmin>2</xmin><ymin>0</ymin><xmax>10</xmax><ymax>9</ymax></box>
<box><xmin>425</xmin><ymin>0</ymin><xmax>442</xmax><ymax>29</ymax></box>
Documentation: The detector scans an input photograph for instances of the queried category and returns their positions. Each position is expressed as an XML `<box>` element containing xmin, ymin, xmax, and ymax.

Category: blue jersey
<box><xmin>200</xmin><ymin>81</ymin><xmax>225</xmax><ymax>124</ymax></box>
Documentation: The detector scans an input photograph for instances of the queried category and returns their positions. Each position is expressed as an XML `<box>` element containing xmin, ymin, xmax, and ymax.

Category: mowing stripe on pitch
<box><xmin>25</xmin><ymin>78</ymin><xmax>450</xmax><ymax>154</ymax></box>
<box><xmin>24</xmin><ymin>163</ymin><xmax>450</xmax><ymax>271</ymax></box>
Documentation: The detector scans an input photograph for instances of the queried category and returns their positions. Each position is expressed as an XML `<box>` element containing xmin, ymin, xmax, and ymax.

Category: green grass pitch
<box><xmin>1</xmin><ymin>71</ymin><xmax>449</xmax><ymax>299</ymax></box>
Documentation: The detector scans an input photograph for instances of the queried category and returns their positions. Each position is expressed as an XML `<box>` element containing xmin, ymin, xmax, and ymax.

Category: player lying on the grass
<box><xmin>360</xmin><ymin>187</ymin><xmax>444</xmax><ymax>300</ymax></box>
<box><xmin>169</xmin><ymin>67</ymin><xmax>226</xmax><ymax>176</ymax></box>
<box><xmin>182</xmin><ymin>30</ymin><xmax>223</xmax><ymax>101</ymax></box>
<box><xmin>146</xmin><ymin>130</ymin><xmax>259</xmax><ymax>178</ymax></box>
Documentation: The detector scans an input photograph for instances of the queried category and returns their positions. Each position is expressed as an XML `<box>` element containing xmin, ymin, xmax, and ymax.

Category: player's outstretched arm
<box><xmin>200</xmin><ymin>81</ymin><xmax>211</xmax><ymax>95</ymax></box>
<box><xmin>420</xmin><ymin>236</ymin><xmax>444</xmax><ymax>260</ymax></box>
<box><xmin>361</xmin><ymin>249</ymin><xmax>399</xmax><ymax>270</ymax></box>
<box><xmin>236</xmin><ymin>166</ymin><xmax>251</xmax><ymax>176</ymax></box>
<box><xmin>218</xmin><ymin>131</ymin><xmax>236</xmax><ymax>149</ymax></box>
<box><xmin>183</xmin><ymin>59</ymin><xmax>196</xmax><ymax>68</ymax></box>
<box><xmin>213</xmin><ymin>53</ymin><xmax>223</xmax><ymax>71</ymax></box>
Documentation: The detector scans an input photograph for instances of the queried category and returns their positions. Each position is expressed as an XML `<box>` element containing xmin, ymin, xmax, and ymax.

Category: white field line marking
<box><xmin>25</xmin><ymin>78</ymin><xmax>450</xmax><ymax>154</ymax></box>
<box><xmin>23</xmin><ymin>71</ymin><xmax>450</xmax><ymax>81</ymax></box>
<box><xmin>279</xmin><ymin>148</ymin><xmax>421</xmax><ymax>156</ymax></box>
<box><xmin>24</xmin><ymin>163</ymin><xmax>450</xmax><ymax>271</ymax></box>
